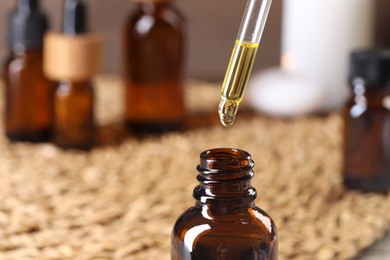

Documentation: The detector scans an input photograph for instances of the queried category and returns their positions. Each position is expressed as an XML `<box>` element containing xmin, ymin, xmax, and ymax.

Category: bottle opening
<box><xmin>198</xmin><ymin>148</ymin><xmax>254</xmax><ymax>180</ymax></box>
<box><xmin>195</xmin><ymin>148</ymin><xmax>257</xmax><ymax>202</ymax></box>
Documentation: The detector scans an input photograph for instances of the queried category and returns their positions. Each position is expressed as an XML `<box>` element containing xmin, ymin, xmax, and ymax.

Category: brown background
<box><xmin>0</xmin><ymin>0</ymin><xmax>389</xmax><ymax>81</ymax></box>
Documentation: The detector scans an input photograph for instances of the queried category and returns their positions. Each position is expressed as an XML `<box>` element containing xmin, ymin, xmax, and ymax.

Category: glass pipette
<box><xmin>219</xmin><ymin>0</ymin><xmax>273</xmax><ymax>127</ymax></box>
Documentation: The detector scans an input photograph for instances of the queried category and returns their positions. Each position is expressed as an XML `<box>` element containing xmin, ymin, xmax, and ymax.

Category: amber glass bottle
<box><xmin>44</xmin><ymin>0</ymin><xmax>99</xmax><ymax>150</ymax></box>
<box><xmin>3</xmin><ymin>0</ymin><xmax>52</xmax><ymax>142</ymax></box>
<box><xmin>172</xmin><ymin>148</ymin><xmax>278</xmax><ymax>260</ymax></box>
<box><xmin>343</xmin><ymin>50</ymin><xmax>390</xmax><ymax>193</ymax></box>
<box><xmin>124</xmin><ymin>0</ymin><xmax>186</xmax><ymax>133</ymax></box>
<box><xmin>54</xmin><ymin>80</ymin><xmax>94</xmax><ymax>150</ymax></box>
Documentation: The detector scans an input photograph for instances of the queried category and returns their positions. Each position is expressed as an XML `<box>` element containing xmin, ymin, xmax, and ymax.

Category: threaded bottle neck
<box><xmin>193</xmin><ymin>148</ymin><xmax>257</xmax><ymax>206</ymax></box>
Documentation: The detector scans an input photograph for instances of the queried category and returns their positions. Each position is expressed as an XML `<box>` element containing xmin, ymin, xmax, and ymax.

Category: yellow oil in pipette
<box><xmin>219</xmin><ymin>40</ymin><xmax>259</xmax><ymax>127</ymax></box>
<box><xmin>218</xmin><ymin>0</ymin><xmax>272</xmax><ymax>127</ymax></box>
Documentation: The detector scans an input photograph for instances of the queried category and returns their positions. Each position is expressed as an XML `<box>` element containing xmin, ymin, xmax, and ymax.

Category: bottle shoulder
<box><xmin>126</xmin><ymin>4</ymin><xmax>185</xmax><ymax>34</ymax></box>
<box><xmin>250</xmin><ymin>206</ymin><xmax>278</xmax><ymax>236</ymax></box>
<box><xmin>4</xmin><ymin>51</ymin><xmax>43</xmax><ymax>72</ymax></box>
<box><xmin>3</xmin><ymin>51</ymin><xmax>49</xmax><ymax>85</ymax></box>
<box><xmin>56</xmin><ymin>81</ymin><xmax>94</xmax><ymax>96</ymax></box>
<box><xmin>345</xmin><ymin>91</ymin><xmax>390</xmax><ymax>116</ymax></box>
<box><xmin>172</xmin><ymin>205</ymin><xmax>278</xmax><ymax>259</ymax></box>
<box><xmin>173</xmin><ymin>205</ymin><xmax>277</xmax><ymax>237</ymax></box>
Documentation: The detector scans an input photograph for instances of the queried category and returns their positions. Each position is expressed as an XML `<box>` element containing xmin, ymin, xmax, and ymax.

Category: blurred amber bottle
<box><xmin>124</xmin><ymin>0</ymin><xmax>186</xmax><ymax>133</ymax></box>
<box><xmin>53</xmin><ymin>80</ymin><xmax>94</xmax><ymax>150</ymax></box>
<box><xmin>172</xmin><ymin>148</ymin><xmax>278</xmax><ymax>260</ymax></box>
<box><xmin>343</xmin><ymin>50</ymin><xmax>390</xmax><ymax>193</ymax></box>
<box><xmin>3</xmin><ymin>0</ymin><xmax>53</xmax><ymax>142</ymax></box>
<box><xmin>44</xmin><ymin>0</ymin><xmax>101</xmax><ymax>150</ymax></box>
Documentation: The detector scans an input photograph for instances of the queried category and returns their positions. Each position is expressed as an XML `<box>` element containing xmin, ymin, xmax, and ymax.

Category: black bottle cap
<box><xmin>349</xmin><ymin>49</ymin><xmax>390</xmax><ymax>87</ymax></box>
<box><xmin>7</xmin><ymin>0</ymin><xmax>48</xmax><ymax>50</ymax></box>
<box><xmin>63</xmin><ymin>0</ymin><xmax>87</xmax><ymax>35</ymax></box>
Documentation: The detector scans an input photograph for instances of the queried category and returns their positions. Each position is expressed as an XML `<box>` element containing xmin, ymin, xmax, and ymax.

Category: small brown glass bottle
<box><xmin>124</xmin><ymin>0</ymin><xmax>186</xmax><ymax>133</ymax></box>
<box><xmin>343</xmin><ymin>50</ymin><xmax>390</xmax><ymax>193</ymax></box>
<box><xmin>53</xmin><ymin>80</ymin><xmax>94</xmax><ymax>150</ymax></box>
<box><xmin>44</xmin><ymin>0</ymin><xmax>101</xmax><ymax>150</ymax></box>
<box><xmin>3</xmin><ymin>0</ymin><xmax>53</xmax><ymax>142</ymax></box>
<box><xmin>171</xmin><ymin>148</ymin><xmax>278</xmax><ymax>260</ymax></box>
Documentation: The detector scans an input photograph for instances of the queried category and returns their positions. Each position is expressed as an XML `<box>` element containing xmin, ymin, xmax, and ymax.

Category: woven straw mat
<box><xmin>0</xmin><ymin>76</ymin><xmax>389</xmax><ymax>260</ymax></box>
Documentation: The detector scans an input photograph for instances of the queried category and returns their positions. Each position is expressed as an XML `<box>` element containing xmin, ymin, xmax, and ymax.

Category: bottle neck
<box><xmin>193</xmin><ymin>148</ymin><xmax>258</xmax><ymax>210</ymax></box>
<box><xmin>10</xmin><ymin>49</ymin><xmax>42</xmax><ymax>61</ymax></box>
<box><xmin>18</xmin><ymin>0</ymin><xmax>38</xmax><ymax>11</ymax></box>
<box><xmin>59</xmin><ymin>79</ymin><xmax>92</xmax><ymax>86</ymax></box>
<box><xmin>10</xmin><ymin>0</ymin><xmax>47</xmax><ymax>50</ymax></box>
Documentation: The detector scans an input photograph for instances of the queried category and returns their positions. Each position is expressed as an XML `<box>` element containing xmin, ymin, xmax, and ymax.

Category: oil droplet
<box><xmin>218</xmin><ymin>98</ymin><xmax>238</xmax><ymax>127</ymax></box>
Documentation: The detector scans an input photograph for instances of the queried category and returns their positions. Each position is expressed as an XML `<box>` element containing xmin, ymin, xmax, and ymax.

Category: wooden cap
<box><xmin>44</xmin><ymin>32</ymin><xmax>102</xmax><ymax>81</ymax></box>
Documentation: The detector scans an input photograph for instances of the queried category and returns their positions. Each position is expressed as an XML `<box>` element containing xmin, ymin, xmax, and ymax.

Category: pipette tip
<box><xmin>218</xmin><ymin>98</ymin><xmax>238</xmax><ymax>127</ymax></box>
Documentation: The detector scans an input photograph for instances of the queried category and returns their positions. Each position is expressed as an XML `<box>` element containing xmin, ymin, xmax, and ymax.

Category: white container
<box><xmin>281</xmin><ymin>0</ymin><xmax>374</xmax><ymax>110</ymax></box>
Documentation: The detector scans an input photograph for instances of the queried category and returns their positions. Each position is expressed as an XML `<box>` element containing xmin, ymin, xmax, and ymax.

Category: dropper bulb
<box><xmin>63</xmin><ymin>0</ymin><xmax>87</xmax><ymax>35</ymax></box>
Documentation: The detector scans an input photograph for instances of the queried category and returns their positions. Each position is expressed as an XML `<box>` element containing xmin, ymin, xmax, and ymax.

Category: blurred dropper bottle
<box><xmin>343</xmin><ymin>50</ymin><xmax>390</xmax><ymax>193</ymax></box>
<box><xmin>44</xmin><ymin>0</ymin><xmax>102</xmax><ymax>150</ymax></box>
<box><xmin>3</xmin><ymin>0</ymin><xmax>53</xmax><ymax>142</ymax></box>
<box><xmin>123</xmin><ymin>0</ymin><xmax>186</xmax><ymax>133</ymax></box>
